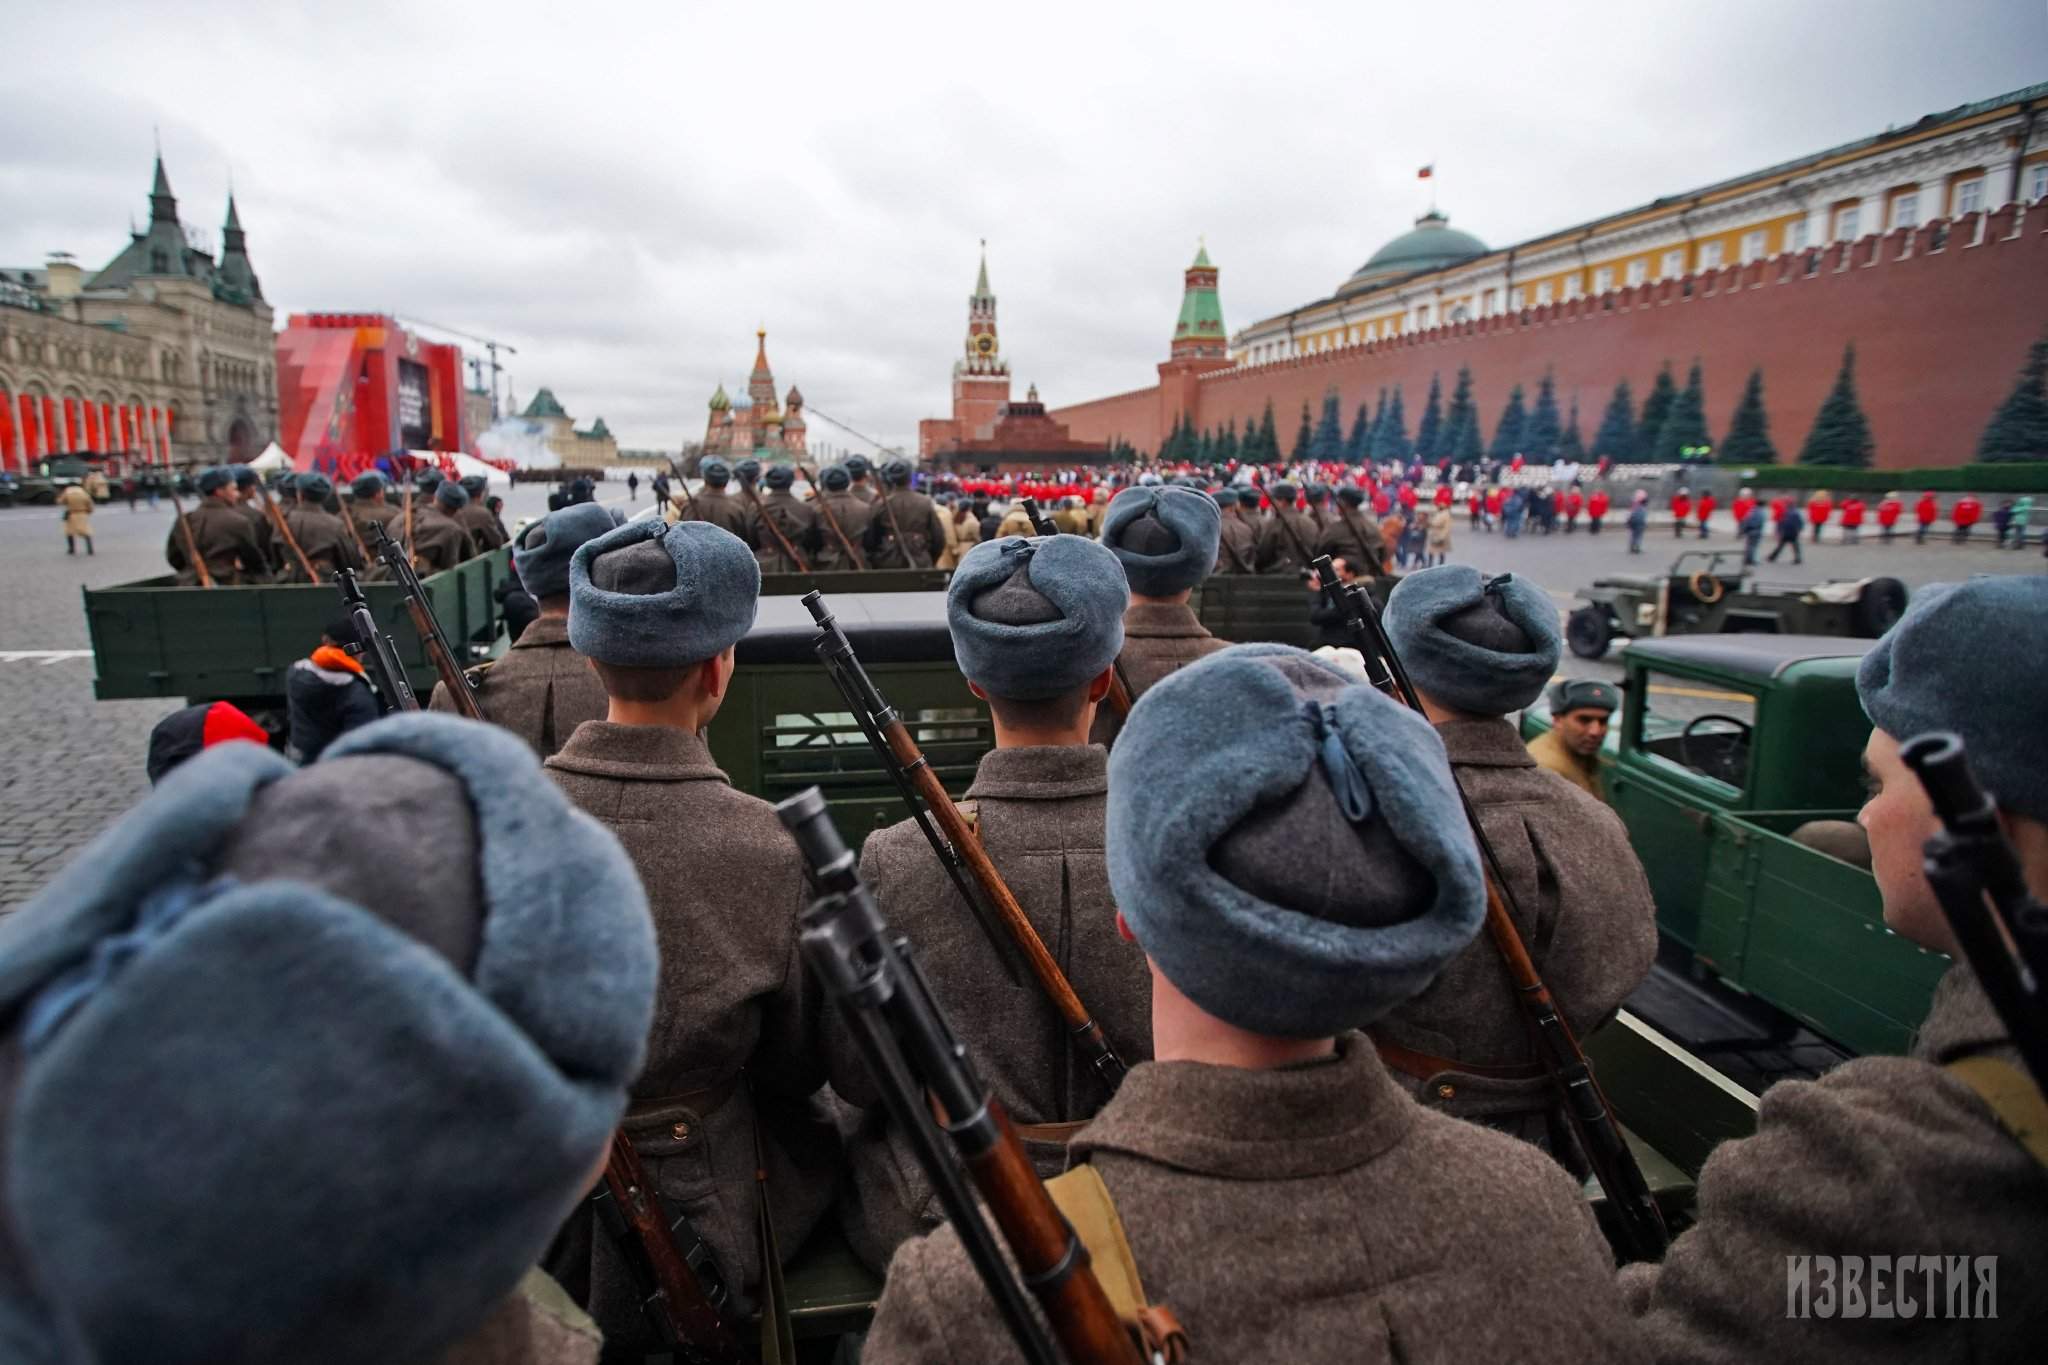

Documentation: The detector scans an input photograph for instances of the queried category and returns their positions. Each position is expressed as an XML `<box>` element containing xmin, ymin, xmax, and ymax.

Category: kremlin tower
<box><xmin>919</xmin><ymin>245</ymin><xmax>1013</xmax><ymax>457</ymax></box>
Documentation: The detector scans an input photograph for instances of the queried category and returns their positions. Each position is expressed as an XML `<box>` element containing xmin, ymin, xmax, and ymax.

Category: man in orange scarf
<box><xmin>284</xmin><ymin>617</ymin><xmax>382</xmax><ymax>762</ymax></box>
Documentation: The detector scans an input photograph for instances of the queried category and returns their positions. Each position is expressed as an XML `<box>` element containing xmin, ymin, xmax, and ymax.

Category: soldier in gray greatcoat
<box><xmin>0</xmin><ymin>712</ymin><xmax>658</xmax><ymax>1365</ymax></box>
<box><xmin>1088</xmin><ymin>485</ymin><xmax>1230</xmax><ymax>747</ymax></box>
<box><xmin>279</xmin><ymin>472</ymin><xmax>362</xmax><ymax>582</ymax></box>
<box><xmin>1318</xmin><ymin>483</ymin><xmax>1386</xmax><ymax>574</ymax></box>
<box><xmin>456</xmin><ymin>474</ymin><xmax>508</xmax><ymax>551</ymax></box>
<box><xmin>845</xmin><ymin>453</ymin><xmax>881</xmax><ymax>505</ymax></box>
<box><xmin>866</xmin><ymin>644</ymin><xmax>1634</xmax><ymax>1363</ymax></box>
<box><xmin>748</xmin><ymin>463</ymin><xmax>820</xmax><ymax>573</ymax></box>
<box><xmin>829</xmin><ymin>532</ymin><xmax>1143</xmax><ymax>1273</ymax></box>
<box><xmin>678</xmin><ymin>457</ymin><xmax>752</xmax><ymax>540</ymax></box>
<box><xmin>1621</xmin><ymin>575</ymin><xmax>2048</xmax><ymax>1364</ymax></box>
<box><xmin>808</xmin><ymin>463</ymin><xmax>873</xmax><ymax>570</ymax></box>
<box><xmin>861</xmin><ymin>458</ymin><xmax>947</xmax><ymax>568</ymax></box>
<box><xmin>543</xmin><ymin>518</ymin><xmax>839</xmax><ymax>1349</ymax></box>
<box><xmin>1211</xmin><ymin>486</ymin><xmax>1258</xmax><ymax>573</ymax></box>
<box><xmin>428</xmin><ymin>503</ymin><xmax>612</xmax><ymax>758</ymax></box>
<box><xmin>412</xmin><ymin>477</ymin><xmax>479</xmax><ymax>573</ymax></box>
<box><xmin>1379</xmin><ymin>565</ymin><xmax>1658</xmax><ymax>1167</ymax></box>
<box><xmin>164</xmin><ymin>465</ymin><xmax>267</xmax><ymax>585</ymax></box>
<box><xmin>1254</xmin><ymin>480</ymin><xmax>1321</xmax><ymax>574</ymax></box>
<box><xmin>230</xmin><ymin>462</ymin><xmax>277</xmax><ymax>570</ymax></box>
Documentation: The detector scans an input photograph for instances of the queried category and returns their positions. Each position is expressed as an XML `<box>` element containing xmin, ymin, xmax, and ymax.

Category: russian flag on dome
<box><xmin>1418</xmin><ymin>164</ymin><xmax>1434</xmax><ymax>179</ymax></box>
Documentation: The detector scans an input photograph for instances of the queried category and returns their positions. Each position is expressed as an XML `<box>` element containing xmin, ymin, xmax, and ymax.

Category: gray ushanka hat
<box><xmin>514</xmin><ymin>501</ymin><xmax>618</xmax><ymax>601</ymax></box>
<box><xmin>568</xmin><ymin>517</ymin><xmax>761</xmax><ymax>668</ymax></box>
<box><xmin>1383</xmin><ymin>565</ymin><xmax>1561</xmax><ymax>716</ymax></box>
<box><xmin>434</xmin><ymin>477</ymin><xmax>469</xmax><ymax>510</ymax></box>
<box><xmin>0</xmin><ymin>713</ymin><xmax>656</xmax><ymax>1365</ymax></box>
<box><xmin>296</xmin><ymin>471</ymin><xmax>333</xmax><ymax>503</ymax></box>
<box><xmin>947</xmin><ymin>535</ymin><xmax>1128</xmax><ymax>701</ymax></box>
<box><xmin>1108</xmin><ymin>643</ymin><xmax>1485</xmax><ymax>1037</ymax></box>
<box><xmin>350</xmin><ymin>470</ymin><xmax>387</xmax><ymax>499</ymax></box>
<box><xmin>1101</xmin><ymin>486</ymin><xmax>1221</xmax><ymax>597</ymax></box>
<box><xmin>1858</xmin><ymin>575</ymin><xmax>2048</xmax><ymax>822</ymax></box>
<box><xmin>819</xmin><ymin>463</ymin><xmax>850</xmax><ymax>491</ymax></box>
<box><xmin>196</xmin><ymin>466</ymin><xmax>233</xmax><ymax>495</ymax></box>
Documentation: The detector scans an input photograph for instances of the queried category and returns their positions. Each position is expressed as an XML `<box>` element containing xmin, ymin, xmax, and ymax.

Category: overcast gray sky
<box><xmin>2</xmin><ymin>1</ymin><xmax>2043</xmax><ymax>453</ymax></box>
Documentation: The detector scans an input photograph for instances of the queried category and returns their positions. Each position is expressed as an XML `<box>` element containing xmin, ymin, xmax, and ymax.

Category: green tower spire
<box><xmin>1171</xmin><ymin>239</ymin><xmax>1226</xmax><ymax>361</ymax></box>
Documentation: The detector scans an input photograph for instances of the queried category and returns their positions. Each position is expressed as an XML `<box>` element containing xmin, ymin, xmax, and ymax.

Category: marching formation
<box><xmin>2</xmin><ymin>460</ymin><xmax>2043</xmax><ymax>1365</ymax></box>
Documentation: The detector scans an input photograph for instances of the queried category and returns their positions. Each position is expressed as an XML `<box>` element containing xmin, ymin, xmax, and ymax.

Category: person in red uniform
<box><xmin>1952</xmin><ymin>493</ymin><xmax>1983</xmax><ymax>543</ymax></box>
<box><xmin>1768</xmin><ymin>495</ymin><xmax>1790</xmax><ymax>526</ymax></box>
<box><xmin>1484</xmin><ymin>486</ymin><xmax>1504</xmax><ymax>530</ymax></box>
<box><xmin>1876</xmin><ymin>492</ymin><xmax>1903</xmax><ymax>541</ymax></box>
<box><xmin>1398</xmin><ymin>483</ymin><xmax>1419</xmax><ymax>515</ymax></box>
<box><xmin>1670</xmin><ymin>487</ymin><xmax>1692</xmax><ymax>538</ymax></box>
<box><xmin>1695</xmin><ymin>491</ymin><xmax>1717</xmax><ymax>540</ymax></box>
<box><xmin>1588</xmin><ymin>488</ymin><xmax>1612</xmax><ymax>534</ymax></box>
<box><xmin>1434</xmin><ymin>483</ymin><xmax>1454</xmax><ymax>509</ymax></box>
<box><xmin>1838</xmin><ymin>494</ymin><xmax>1867</xmax><ymax>544</ymax></box>
<box><xmin>1914</xmin><ymin>491</ymin><xmax>1940</xmax><ymax>544</ymax></box>
<box><xmin>1806</xmin><ymin>490</ymin><xmax>1833</xmax><ymax>543</ymax></box>
<box><xmin>1731</xmin><ymin>488</ymin><xmax>1757</xmax><ymax>527</ymax></box>
<box><xmin>1564</xmin><ymin>487</ymin><xmax>1585</xmax><ymax>533</ymax></box>
<box><xmin>1467</xmin><ymin>488</ymin><xmax>1483</xmax><ymax>530</ymax></box>
<box><xmin>1372</xmin><ymin>486</ymin><xmax>1393</xmax><ymax>517</ymax></box>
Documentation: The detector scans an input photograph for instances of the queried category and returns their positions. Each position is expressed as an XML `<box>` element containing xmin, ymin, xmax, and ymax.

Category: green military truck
<box><xmin>1523</xmin><ymin>635</ymin><xmax>1950</xmax><ymax>1057</ymax></box>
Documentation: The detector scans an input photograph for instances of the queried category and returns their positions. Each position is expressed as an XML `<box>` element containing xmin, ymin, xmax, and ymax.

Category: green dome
<box><xmin>1339</xmin><ymin>211</ymin><xmax>1487</xmax><ymax>296</ymax></box>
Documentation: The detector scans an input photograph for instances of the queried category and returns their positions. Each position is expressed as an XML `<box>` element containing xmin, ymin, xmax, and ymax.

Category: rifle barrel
<box><xmin>370</xmin><ymin>521</ymin><xmax>483</xmax><ymax>719</ymax></box>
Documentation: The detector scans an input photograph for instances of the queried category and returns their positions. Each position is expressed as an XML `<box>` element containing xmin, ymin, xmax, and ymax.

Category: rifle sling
<box><xmin>1372</xmin><ymin>1036</ymin><xmax>1547</xmax><ymax>1085</ymax></box>
<box><xmin>1045</xmin><ymin>1166</ymin><xmax>1190</xmax><ymax>1364</ymax></box>
<box><xmin>1947</xmin><ymin>1055</ymin><xmax>2048</xmax><ymax>1168</ymax></box>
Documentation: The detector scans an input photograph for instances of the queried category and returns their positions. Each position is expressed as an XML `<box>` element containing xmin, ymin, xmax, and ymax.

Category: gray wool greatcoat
<box><xmin>864</xmin><ymin>1032</ymin><xmax>1634</xmax><ymax>1364</ymax></box>
<box><xmin>279</xmin><ymin>504</ymin><xmax>362</xmax><ymax>581</ymax></box>
<box><xmin>1087</xmin><ymin>602</ymin><xmax>1231</xmax><ymax>748</ymax></box>
<box><xmin>543</xmin><ymin>723</ymin><xmax>839</xmax><ymax>1339</ymax></box>
<box><xmin>427</xmin><ymin>615</ymin><xmax>609</xmax><ymax>759</ymax></box>
<box><xmin>809</xmin><ymin>491</ymin><xmax>873</xmax><ymax>570</ymax></box>
<box><xmin>1374</xmin><ymin>717</ymin><xmax>1658</xmax><ymax>1161</ymax></box>
<box><xmin>678</xmin><ymin>486</ymin><xmax>752</xmax><ymax>541</ymax></box>
<box><xmin>411</xmin><ymin>506</ymin><xmax>477</xmax><ymax>573</ymax></box>
<box><xmin>1619</xmin><ymin>964</ymin><xmax>2047</xmax><ymax>1364</ymax></box>
<box><xmin>828</xmin><ymin>744</ymin><xmax>1152</xmax><ymax>1273</ymax></box>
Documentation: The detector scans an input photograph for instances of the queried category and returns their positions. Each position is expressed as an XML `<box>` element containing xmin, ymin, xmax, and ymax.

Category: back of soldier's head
<box><xmin>947</xmin><ymin>535</ymin><xmax>1127</xmax><ymax>726</ymax></box>
<box><xmin>569</xmin><ymin>519</ymin><xmax>761</xmax><ymax>703</ymax></box>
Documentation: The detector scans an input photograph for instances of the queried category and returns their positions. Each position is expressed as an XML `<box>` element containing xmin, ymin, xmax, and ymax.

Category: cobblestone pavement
<box><xmin>0</xmin><ymin>487</ymin><xmax>2037</xmax><ymax>910</ymax></box>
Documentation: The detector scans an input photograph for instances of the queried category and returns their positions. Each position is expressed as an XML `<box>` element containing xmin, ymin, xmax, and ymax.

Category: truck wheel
<box><xmin>1567</xmin><ymin>606</ymin><xmax>1613</xmax><ymax>659</ymax></box>
<box><xmin>1852</xmin><ymin>577</ymin><xmax>1908</xmax><ymax>636</ymax></box>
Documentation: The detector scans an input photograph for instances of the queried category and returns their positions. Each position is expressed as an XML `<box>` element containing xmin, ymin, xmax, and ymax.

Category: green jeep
<box><xmin>1566</xmin><ymin>551</ymin><xmax>1907</xmax><ymax>659</ymax></box>
<box><xmin>1524</xmin><ymin>634</ymin><xmax>1949</xmax><ymax>1056</ymax></box>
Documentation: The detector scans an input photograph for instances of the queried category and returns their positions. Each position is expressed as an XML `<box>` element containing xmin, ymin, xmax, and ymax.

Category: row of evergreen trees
<box><xmin>1142</xmin><ymin>329</ymin><xmax>2048</xmax><ymax>471</ymax></box>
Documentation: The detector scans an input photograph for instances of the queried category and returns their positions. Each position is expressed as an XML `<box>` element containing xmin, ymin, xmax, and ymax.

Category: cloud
<box><xmin>2</xmin><ymin>0</ymin><xmax>2042</xmax><ymax>451</ymax></box>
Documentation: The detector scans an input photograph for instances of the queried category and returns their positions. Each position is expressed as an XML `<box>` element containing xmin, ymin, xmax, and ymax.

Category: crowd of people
<box><xmin>2</xmin><ymin>463</ymin><xmax>2040</xmax><ymax>1364</ymax></box>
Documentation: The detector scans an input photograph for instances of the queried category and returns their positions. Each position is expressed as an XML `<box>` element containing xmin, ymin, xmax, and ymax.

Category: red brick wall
<box><xmin>1051</xmin><ymin>208</ymin><xmax>2048</xmax><ymax>469</ymax></box>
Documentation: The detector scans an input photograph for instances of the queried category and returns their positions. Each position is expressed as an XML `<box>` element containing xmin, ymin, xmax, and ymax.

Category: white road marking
<box><xmin>0</xmin><ymin>650</ymin><xmax>93</xmax><ymax>662</ymax></box>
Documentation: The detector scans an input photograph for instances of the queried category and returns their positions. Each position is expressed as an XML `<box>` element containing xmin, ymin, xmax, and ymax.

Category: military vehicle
<box><xmin>1523</xmin><ymin>634</ymin><xmax>1950</xmax><ymax>1057</ymax></box>
<box><xmin>1565</xmin><ymin>550</ymin><xmax>1907</xmax><ymax>659</ymax></box>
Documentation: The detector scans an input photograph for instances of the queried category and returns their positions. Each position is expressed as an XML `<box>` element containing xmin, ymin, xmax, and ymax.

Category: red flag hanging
<box><xmin>1417</xmin><ymin>165</ymin><xmax>1434</xmax><ymax>180</ymax></box>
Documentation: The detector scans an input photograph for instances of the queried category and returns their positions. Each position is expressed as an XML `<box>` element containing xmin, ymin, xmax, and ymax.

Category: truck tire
<box><xmin>1567</xmin><ymin>606</ymin><xmax>1613</xmax><ymax>659</ymax></box>
<box><xmin>1852</xmin><ymin>577</ymin><xmax>1908</xmax><ymax>636</ymax></box>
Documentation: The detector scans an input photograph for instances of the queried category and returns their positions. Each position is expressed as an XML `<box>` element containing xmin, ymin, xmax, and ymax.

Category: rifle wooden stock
<box><xmin>798</xmin><ymin>466</ymin><xmax>866</xmax><ymax>569</ymax></box>
<box><xmin>256</xmin><ymin>482</ymin><xmax>320</xmax><ymax>584</ymax></box>
<box><xmin>600</xmin><ymin>1132</ymin><xmax>743</xmax><ymax>1362</ymax></box>
<box><xmin>335</xmin><ymin>568</ymin><xmax>418</xmax><ymax>711</ymax></box>
<box><xmin>1105</xmin><ymin>664</ymin><xmax>1134</xmax><ymax>720</ymax></box>
<box><xmin>1310</xmin><ymin>555</ymin><xmax>1670</xmax><ymax>1262</ymax></box>
<box><xmin>168</xmin><ymin>487</ymin><xmax>214</xmax><ymax>588</ymax></box>
<box><xmin>402</xmin><ymin>482</ymin><xmax>416</xmax><ymax>563</ymax></box>
<box><xmin>340</xmin><ymin>501</ymin><xmax>376</xmax><ymax>577</ymax></box>
<box><xmin>740</xmin><ymin>480</ymin><xmax>812</xmax><ymax>572</ymax></box>
<box><xmin>371</xmin><ymin>522</ymin><xmax>484</xmax><ymax>719</ymax></box>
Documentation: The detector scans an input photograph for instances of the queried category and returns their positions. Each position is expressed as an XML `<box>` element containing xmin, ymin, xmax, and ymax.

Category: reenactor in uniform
<box><xmin>455</xmin><ymin>475</ymin><xmax>507</xmax><ymax>550</ymax></box>
<box><xmin>1211</xmin><ymin>486</ymin><xmax>1258</xmax><ymax>573</ymax></box>
<box><xmin>845</xmin><ymin>453</ymin><xmax>881</xmax><ymax>505</ymax></box>
<box><xmin>428</xmin><ymin>503</ymin><xmax>614</xmax><ymax>759</ymax></box>
<box><xmin>544</xmin><ymin>519</ymin><xmax>839</xmax><ymax>1350</ymax></box>
<box><xmin>679</xmin><ymin>458</ymin><xmax>751</xmax><ymax>539</ymax></box>
<box><xmin>0</xmin><ymin>712</ymin><xmax>658</xmax><ymax>1365</ymax></box>
<box><xmin>1318</xmin><ymin>483</ymin><xmax>1386</xmax><ymax>574</ymax></box>
<box><xmin>808</xmin><ymin>463</ymin><xmax>873</xmax><ymax>570</ymax></box>
<box><xmin>1623</xmin><ymin>576</ymin><xmax>2048</xmax><ymax>1363</ymax></box>
<box><xmin>347</xmin><ymin>471</ymin><xmax>402</xmax><ymax>577</ymax></box>
<box><xmin>993</xmin><ymin>499</ymin><xmax>1037</xmax><ymax>538</ymax></box>
<box><xmin>412</xmin><ymin>477</ymin><xmax>478</xmax><ymax>573</ymax></box>
<box><xmin>866</xmin><ymin>645</ymin><xmax>1634</xmax><ymax>1363</ymax></box>
<box><xmin>1089</xmin><ymin>485</ymin><xmax>1230</xmax><ymax>747</ymax></box>
<box><xmin>1052</xmin><ymin>495</ymin><xmax>1089</xmax><ymax>536</ymax></box>
<box><xmin>278</xmin><ymin>473</ymin><xmax>361</xmax><ymax>582</ymax></box>
<box><xmin>828</xmin><ymin>533</ymin><xmax>1142</xmax><ymax>1273</ymax></box>
<box><xmin>1526</xmin><ymin>678</ymin><xmax>1619</xmax><ymax>802</ymax></box>
<box><xmin>230</xmin><ymin>463</ymin><xmax>276</xmax><ymax>570</ymax></box>
<box><xmin>1254</xmin><ymin>480</ymin><xmax>1321</xmax><ymax>574</ymax></box>
<box><xmin>165</xmin><ymin>465</ymin><xmax>266</xmax><ymax>585</ymax></box>
<box><xmin>1302</xmin><ymin>480</ymin><xmax>1332</xmax><ymax>529</ymax></box>
<box><xmin>749</xmin><ymin>463</ymin><xmax>819</xmax><ymax>573</ymax></box>
<box><xmin>1378</xmin><ymin>566</ymin><xmax>1656</xmax><ymax>1164</ymax></box>
<box><xmin>862</xmin><ymin>459</ymin><xmax>946</xmax><ymax>569</ymax></box>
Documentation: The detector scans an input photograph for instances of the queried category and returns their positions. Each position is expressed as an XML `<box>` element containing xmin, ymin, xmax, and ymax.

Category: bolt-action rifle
<box><xmin>737</xmin><ymin>478</ymin><xmax>812</xmax><ymax>573</ymax></box>
<box><xmin>776</xmin><ymin>788</ymin><xmax>1148</xmax><ymax>1365</ymax></box>
<box><xmin>1311</xmin><ymin>554</ymin><xmax>1671</xmax><ymax>1263</ymax></box>
<box><xmin>333</xmin><ymin>567</ymin><xmax>416</xmax><ymax>712</ymax></box>
<box><xmin>369</xmin><ymin>521</ymin><xmax>484</xmax><ymax>720</ymax></box>
<box><xmin>798</xmin><ymin>465</ymin><xmax>866</xmax><ymax>569</ymax></box>
<box><xmin>1902</xmin><ymin>733</ymin><xmax>2048</xmax><ymax>1086</ymax></box>
<box><xmin>590</xmin><ymin>1132</ymin><xmax>744</xmax><ymax>1364</ymax></box>
<box><xmin>253</xmin><ymin>479</ymin><xmax>321</xmax><ymax>583</ymax></box>
<box><xmin>801</xmin><ymin>589</ymin><xmax>1126</xmax><ymax>1094</ymax></box>
<box><xmin>1021</xmin><ymin>498</ymin><xmax>1134</xmax><ymax>722</ymax></box>
<box><xmin>167</xmin><ymin>484</ymin><xmax>214</xmax><ymax>588</ymax></box>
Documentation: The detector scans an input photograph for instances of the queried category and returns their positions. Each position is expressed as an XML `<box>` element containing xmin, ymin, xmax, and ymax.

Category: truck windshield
<box><xmin>1637</xmin><ymin>671</ymin><xmax>1757</xmax><ymax>790</ymax></box>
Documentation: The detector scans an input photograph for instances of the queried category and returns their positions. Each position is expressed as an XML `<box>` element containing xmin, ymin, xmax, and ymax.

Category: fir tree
<box><xmin>1524</xmin><ymin>372</ymin><xmax>1562</xmax><ymax>462</ymax></box>
<box><xmin>1557</xmin><ymin>399</ymin><xmax>1587</xmax><ymax>462</ymax></box>
<box><xmin>1489</xmin><ymin>383</ymin><xmax>1528</xmax><ymax>461</ymax></box>
<box><xmin>1798</xmin><ymin>345</ymin><xmax>1875</xmax><ymax>468</ymax></box>
<box><xmin>1291</xmin><ymin>400</ymin><xmax>1313</xmax><ymax>463</ymax></box>
<box><xmin>1975</xmin><ymin>332</ymin><xmax>2048</xmax><ymax>462</ymax></box>
<box><xmin>1345</xmin><ymin>400</ymin><xmax>1373</xmax><ymax>464</ymax></box>
<box><xmin>1652</xmin><ymin>360</ymin><xmax>1711</xmax><ymax>463</ymax></box>
<box><xmin>1197</xmin><ymin>427</ymin><xmax>1215</xmax><ymax>465</ymax></box>
<box><xmin>1636</xmin><ymin>364</ymin><xmax>1677</xmax><ymax>460</ymax></box>
<box><xmin>1719</xmin><ymin>368</ymin><xmax>1777</xmax><ymax>465</ymax></box>
<box><xmin>1413</xmin><ymin>374</ymin><xmax>1444</xmax><ymax>461</ymax></box>
<box><xmin>1443</xmin><ymin>366</ymin><xmax>1482</xmax><ymax>463</ymax></box>
<box><xmin>1592</xmin><ymin>379</ymin><xmax>1635</xmax><ymax>461</ymax></box>
<box><xmin>1217</xmin><ymin>418</ymin><xmax>1239</xmax><ymax>466</ymax></box>
<box><xmin>1256</xmin><ymin>401</ymin><xmax>1279</xmax><ymax>464</ymax></box>
<box><xmin>1310</xmin><ymin>388</ymin><xmax>1346</xmax><ymax>463</ymax></box>
<box><xmin>1382</xmin><ymin>387</ymin><xmax>1410</xmax><ymax>463</ymax></box>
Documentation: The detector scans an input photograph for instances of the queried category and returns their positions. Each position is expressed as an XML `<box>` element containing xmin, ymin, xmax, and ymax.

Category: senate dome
<box><xmin>1338</xmin><ymin>210</ymin><xmax>1489</xmax><ymax>297</ymax></box>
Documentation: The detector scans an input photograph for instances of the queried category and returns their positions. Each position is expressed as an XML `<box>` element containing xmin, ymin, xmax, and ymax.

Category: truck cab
<box><xmin>1526</xmin><ymin>635</ymin><xmax>1949</xmax><ymax>1056</ymax></box>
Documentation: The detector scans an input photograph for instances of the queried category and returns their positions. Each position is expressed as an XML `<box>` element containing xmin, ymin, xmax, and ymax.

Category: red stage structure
<box><xmin>275</xmin><ymin>313</ymin><xmax>469</xmax><ymax>482</ymax></box>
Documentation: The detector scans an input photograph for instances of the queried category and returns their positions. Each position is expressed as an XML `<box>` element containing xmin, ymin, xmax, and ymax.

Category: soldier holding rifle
<box><xmin>745</xmin><ymin>462</ymin><xmax>819</xmax><ymax>573</ymax></box>
<box><xmin>806</xmin><ymin>462</ymin><xmax>872</xmax><ymax>570</ymax></box>
<box><xmin>677</xmin><ymin>458</ymin><xmax>751</xmax><ymax>538</ymax></box>
<box><xmin>867</xmin><ymin>644</ymin><xmax>1634</xmax><ymax>1363</ymax></box>
<box><xmin>163</xmin><ymin>465</ymin><xmax>265</xmax><ymax>585</ymax></box>
<box><xmin>862</xmin><ymin>458</ymin><xmax>946</xmax><ymax>568</ymax></box>
<box><xmin>826</xmin><ymin>532</ymin><xmax>1144</xmax><ymax>1273</ymax></box>
<box><xmin>347</xmin><ymin>471</ymin><xmax>403</xmax><ymax>579</ymax></box>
